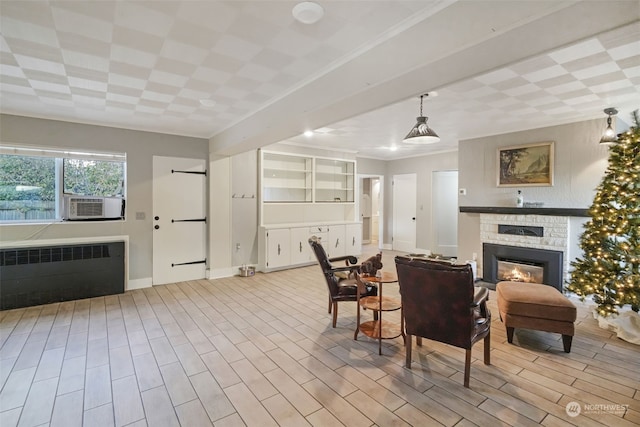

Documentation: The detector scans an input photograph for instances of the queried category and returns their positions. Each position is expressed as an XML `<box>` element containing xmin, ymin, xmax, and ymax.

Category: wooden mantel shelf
<box><xmin>459</xmin><ymin>206</ymin><xmax>589</xmax><ymax>217</ymax></box>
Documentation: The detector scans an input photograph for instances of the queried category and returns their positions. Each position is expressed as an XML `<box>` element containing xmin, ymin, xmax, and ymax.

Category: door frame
<box><xmin>357</xmin><ymin>174</ymin><xmax>384</xmax><ymax>250</ymax></box>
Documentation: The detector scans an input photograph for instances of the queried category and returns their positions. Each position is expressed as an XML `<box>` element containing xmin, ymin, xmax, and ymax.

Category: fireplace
<box><xmin>483</xmin><ymin>243</ymin><xmax>563</xmax><ymax>291</ymax></box>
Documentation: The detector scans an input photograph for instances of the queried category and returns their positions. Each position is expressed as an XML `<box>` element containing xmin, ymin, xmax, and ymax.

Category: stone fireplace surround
<box><xmin>479</xmin><ymin>213</ymin><xmax>571</xmax><ymax>289</ymax></box>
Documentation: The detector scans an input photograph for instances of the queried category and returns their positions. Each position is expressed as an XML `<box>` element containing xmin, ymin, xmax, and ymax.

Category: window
<box><xmin>0</xmin><ymin>146</ymin><xmax>126</xmax><ymax>222</ymax></box>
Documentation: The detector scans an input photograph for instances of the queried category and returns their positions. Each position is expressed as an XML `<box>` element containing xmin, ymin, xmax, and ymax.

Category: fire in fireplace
<box><xmin>483</xmin><ymin>243</ymin><xmax>563</xmax><ymax>291</ymax></box>
<box><xmin>497</xmin><ymin>260</ymin><xmax>544</xmax><ymax>284</ymax></box>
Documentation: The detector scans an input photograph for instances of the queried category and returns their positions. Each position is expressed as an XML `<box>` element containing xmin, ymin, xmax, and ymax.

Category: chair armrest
<box><xmin>328</xmin><ymin>265</ymin><xmax>361</xmax><ymax>274</ymax></box>
<box><xmin>472</xmin><ymin>286</ymin><xmax>489</xmax><ymax>307</ymax></box>
<box><xmin>328</xmin><ymin>255</ymin><xmax>358</xmax><ymax>265</ymax></box>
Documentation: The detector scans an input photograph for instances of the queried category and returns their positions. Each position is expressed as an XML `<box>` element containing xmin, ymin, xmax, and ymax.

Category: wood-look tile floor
<box><xmin>1</xmin><ymin>251</ymin><xmax>639</xmax><ymax>426</ymax></box>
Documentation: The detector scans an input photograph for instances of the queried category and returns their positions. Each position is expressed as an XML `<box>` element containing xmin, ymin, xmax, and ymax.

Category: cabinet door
<box><xmin>326</xmin><ymin>225</ymin><xmax>346</xmax><ymax>258</ymax></box>
<box><xmin>266</xmin><ymin>229</ymin><xmax>290</xmax><ymax>269</ymax></box>
<box><xmin>290</xmin><ymin>227</ymin><xmax>313</xmax><ymax>265</ymax></box>
<box><xmin>345</xmin><ymin>223</ymin><xmax>362</xmax><ymax>256</ymax></box>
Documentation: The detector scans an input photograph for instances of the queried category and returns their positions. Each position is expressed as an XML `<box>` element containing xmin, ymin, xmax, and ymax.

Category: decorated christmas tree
<box><xmin>567</xmin><ymin>110</ymin><xmax>640</xmax><ymax>317</ymax></box>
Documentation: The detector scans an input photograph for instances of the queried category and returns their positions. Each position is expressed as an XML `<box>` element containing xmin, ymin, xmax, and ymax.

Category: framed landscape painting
<box><xmin>497</xmin><ymin>141</ymin><xmax>554</xmax><ymax>187</ymax></box>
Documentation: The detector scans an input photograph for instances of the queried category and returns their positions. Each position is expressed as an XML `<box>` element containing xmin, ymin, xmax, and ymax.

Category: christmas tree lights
<box><xmin>567</xmin><ymin>110</ymin><xmax>640</xmax><ymax>317</ymax></box>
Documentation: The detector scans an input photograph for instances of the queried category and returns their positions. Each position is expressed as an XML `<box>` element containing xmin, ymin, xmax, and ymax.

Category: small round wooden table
<box><xmin>355</xmin><ymin>271</ymin><xmax>404</xmax><ymax>355</ymax></box>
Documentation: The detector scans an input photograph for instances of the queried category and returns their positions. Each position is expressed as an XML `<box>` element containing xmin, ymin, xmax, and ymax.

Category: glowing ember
<box><xmin>497</xmin><ymin>260</ymin><xmax>543</xmax><ymax>284</ymax></box>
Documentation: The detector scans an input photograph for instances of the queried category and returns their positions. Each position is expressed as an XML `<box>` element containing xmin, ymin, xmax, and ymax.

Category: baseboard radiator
<box><xmin>0</xmin><ymin>241</ymin><xmax>125</xmax><ymax>310</ymax></box>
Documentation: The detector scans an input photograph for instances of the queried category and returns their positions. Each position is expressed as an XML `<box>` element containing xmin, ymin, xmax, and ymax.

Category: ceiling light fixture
<box><xmin>600</xmin><ymin>107</ymin><xmax>618</xmax><ymax>145</ymax></box>
<box><xmin>292</xmin><ymin>2</ymin><xmax>324</xmax><ymax>24</ymax></box>
<box><xmin>304</xmin><ymin>130</ymin><xmax>314</xmax><ymax>137</ymax></box>
<box><xmin>403</xmin><ymin>94</ymin><xmax>440</xmax><ymax>144</ymax></box>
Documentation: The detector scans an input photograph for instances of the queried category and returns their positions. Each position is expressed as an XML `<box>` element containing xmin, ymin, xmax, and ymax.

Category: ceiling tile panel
<box><xmin>113</xmin><ymin>2</ymin><xmax>174</xmax><ymax>38</ymax></box>
<box><xmin>61</xmin><ymin>50</ymin><xmax>110</xmax><ymax>73</ymax></box>
<box><xmin>14</xmin><ymin>55</ymin><xmax>65</xmax><ymax>75</ymax></box>
<box><xmin>68</xmin><ymin>77</ymin><xmax>107</xmax><ymax>92</ymax></box>
<box><xmin>572</xmin><ymin>62</ymin><xmax>621</xmax><ymax>80</ymax></box>
<box><xmin>548</xmin><ymin>38</ymin><xmax>605</xmax><ymax>64</ymax></box>
<box><xmin>148</xmin><ymin>70</ymin><xmax>189</xmax><ymax>88</ymax></box>
<box><xmin>56</xmin><ymin>32</ymin><xmax>111</xmax><ymax>57</ymax></box>
<box><xmin>50</xmin><ymin>6</ymin><xmax>114</xmax><ymax>43</ymax></box>
<box><xmin>0</xmin><ymin>63</ymin><xmax>26</xmax><ymax>79</ymax></box>
<box><xmin>212</xmin><ymin>35</ymin><xmax>263</xmax><ymax>62</ymax></box>
<box><xmin>109</xmin><ymin>45</ymin><xmax>157</xmax><ymax>69</ymax></box>
<box><xmin>160</xmin><ymin>40</ymin><xmax>209</xmax><ymax>64</ymax></box>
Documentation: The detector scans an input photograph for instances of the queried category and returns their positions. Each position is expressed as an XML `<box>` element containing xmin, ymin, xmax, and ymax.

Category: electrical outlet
<box><xmin>135</xmin><ymin>212</ymin><xmax>145</xmax><ymax>220</ymax></box>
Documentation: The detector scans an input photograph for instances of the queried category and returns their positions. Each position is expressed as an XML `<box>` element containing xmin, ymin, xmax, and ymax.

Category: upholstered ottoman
<box><xmin>496</xmin><ymin>281</ymin><xmax>577</xmax><ymax>352</ymax></box>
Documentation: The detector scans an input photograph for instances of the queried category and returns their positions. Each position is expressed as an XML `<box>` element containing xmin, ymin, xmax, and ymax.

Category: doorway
<box><xmin>358</xmin><ymin>175</ymin><xmax>383</xmax><ymax>249</ymax></box>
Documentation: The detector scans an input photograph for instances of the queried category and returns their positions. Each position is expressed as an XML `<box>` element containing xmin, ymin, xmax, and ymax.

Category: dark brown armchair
<box><xmin>395</xmin><ymin>255</ymin><xmax>491</xmax><ymax>388</ymax></box>
<box><xmin>309</xmin><ymin>238</ymin><xmax>377</xmax><ymax>327</ymax></box>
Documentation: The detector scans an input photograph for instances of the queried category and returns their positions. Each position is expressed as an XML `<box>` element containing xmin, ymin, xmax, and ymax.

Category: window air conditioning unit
<box><xmin>63</xmin><ymin>195</ymin><xmax>124</xmax><ymax>220</ymax></box>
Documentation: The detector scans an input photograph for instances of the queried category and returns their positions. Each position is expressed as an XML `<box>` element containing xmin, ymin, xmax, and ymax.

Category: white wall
<box><xmin>457</xmin><ymin>118</ymin><xmax>610</xmax><ymax>267</ymax></box>
<box><xmin>385</xmin><ymin>151</ymin><xmax>458</xmax><ymax>251</ymax></box>
<box><xmin>0</xmin><ymin>114</ymin><xmax>209</xmax><ymax>282</ymax></box>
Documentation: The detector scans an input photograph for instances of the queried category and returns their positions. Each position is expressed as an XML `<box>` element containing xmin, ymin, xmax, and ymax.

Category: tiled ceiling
<box><xmin>1</xmin><ymin>1</ymin><xmax>639</xmax><ymax>160</ymax></box>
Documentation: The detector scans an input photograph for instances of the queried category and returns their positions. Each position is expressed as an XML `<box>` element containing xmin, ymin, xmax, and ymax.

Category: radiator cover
<box><xmin>0</xmin><ymin>242</ymin><xmax>125</xmax><ymax>310</ymax></box>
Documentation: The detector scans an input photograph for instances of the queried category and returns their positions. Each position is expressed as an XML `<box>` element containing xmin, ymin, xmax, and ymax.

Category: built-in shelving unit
<box><xmin>315</xmin><ymin>158</ymin><xmax>355</xmax><ymax>203</ymax></box>
<box><xmin>258</xmin><ymin>149</ymin><xmax>360</xmax><ymax>272</ymax></box>
<box><xmin>261</xmin><ymin>152</ymin><xmax>312</xmax><ymax>203</ymax></box>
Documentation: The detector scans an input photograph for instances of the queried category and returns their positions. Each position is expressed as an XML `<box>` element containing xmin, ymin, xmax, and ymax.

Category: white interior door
<box><xmin>153</xmin><ymin>156</ymin><xmax>206</xmax><ymax>285</ymax></box>
<box><xmin>392</xmin><ymin>173</ymin><xmax>417</xmax><ymax>253</ymax></box>
<box><xmin>433</xmin><ymin>170</ymin><xmax>458</xmax><ymax>257</ymax></box>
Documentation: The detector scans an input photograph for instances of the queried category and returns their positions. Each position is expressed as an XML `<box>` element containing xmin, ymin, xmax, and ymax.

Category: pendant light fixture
<box><xmin>600</xmin><ymin>107</ymin><xmax>618</xmax><ymax>145</ymax></box>
<box><xmin>403</xmin><ymin>94</ymin><xmax>439</xmax><ymax>144</ymax></box>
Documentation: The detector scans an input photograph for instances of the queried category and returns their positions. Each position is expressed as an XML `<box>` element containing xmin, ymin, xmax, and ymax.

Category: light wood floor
<box><xmin>1</xmin><ymin>252</ymin><xmax>639</xmax><ymax>427</ymax></box>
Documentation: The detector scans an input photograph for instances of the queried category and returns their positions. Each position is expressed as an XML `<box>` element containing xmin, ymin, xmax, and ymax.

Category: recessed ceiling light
<box><xmin>304</xmin><ymin>130</ymin><xmax>314</xmax><ymax>137</ymax></box>
<box><xmin>389</xmin><ymin>145</ymin><xmax>398</xmax><ymax>151</ymax></box>
<box><xmin>292</xmin><ymin>2</ymin><xmax>324</xmax><ymax>24</ymax></box>
<box><xmin>199</xmin><ymin>99</ymin><xmax>216</xmax><ymax>107</ymax></box>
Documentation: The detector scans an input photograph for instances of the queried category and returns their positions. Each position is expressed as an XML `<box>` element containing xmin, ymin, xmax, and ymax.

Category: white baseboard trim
<box><xmin>382</xmin><ymin>243</ymin><xmax>393</xmax><ymax>250</ymax></box>
<box><xmin>207</xmin><ymin>267</ymin><xmax>236</xmax><ymax>279</ymax></box>
<box><xmin>127</xmin><ymin>277</ymin><xmax>152</xmax><ymax>290</ymax></box>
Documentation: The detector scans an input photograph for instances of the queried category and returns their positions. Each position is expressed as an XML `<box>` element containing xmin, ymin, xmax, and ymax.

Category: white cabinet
<box><xmin>345</xmin><ymin>223</ymin><xmax>362</xmax><ymax>256</ymax></box>
<box><xmin>262</xmin><ymin>228</ymin><xmax>290</xmax><ymax>270</ymax></box>
<box><xmin>290</xmin><ymin>227</ymin><xmax>314</xmax><ymax>265</ymax></box>
<box><xmin>326</xmin><ymin>225</ymin><xmax>346</xmax><ymax>258</ymax></box>
<box><xmin>259</xmin><ymin>222</ymin><xmax>361</xmax><ymax>272</ymax></box>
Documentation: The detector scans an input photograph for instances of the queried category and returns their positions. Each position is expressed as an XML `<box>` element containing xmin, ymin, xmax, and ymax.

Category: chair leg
<box><xmin>405</xmin><ymin>334</ymin><xmax>412</xmax><ymax>368</ymax></box>
<box><xmin>464</xmin><ymin>349</ymin><xmax>472</xmax><ymax>388</ymax></box>
<box><xmin>416</xmin><ymin>336</ymin><xmax>422</xmax><ymax>347</ymax></box>
<box><xmin>562</xmin><ymin>334</ymin><xmax>573</xmax><ymax>353</ymax></box>
<box><xmin>328</xmin><ymin>296</ymin><xmax>332</xmax><ymax>314</ymax></box>
<box><xmin>332</xmin><ymin>302</ymin><xmax>338</xmax><ymax>328</ymax></box>
<box><xmin>484</xmin><ymin>331</ymin><xmax>491</xmax><ymax>365</ymax></box>
<box><xmin>506</xmin><ymin>326</ymin><xmax>514</xmax><ymax>343</ymax></box>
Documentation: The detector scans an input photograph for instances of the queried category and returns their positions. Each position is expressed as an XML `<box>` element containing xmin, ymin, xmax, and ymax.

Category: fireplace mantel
<box><xmin>459</xmin><ymin>206</ymin><xmax>589</xmax><ymax>217</ymax></box>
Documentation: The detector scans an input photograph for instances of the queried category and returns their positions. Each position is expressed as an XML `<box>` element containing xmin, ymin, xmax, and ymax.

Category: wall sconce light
<box><xmin>600</xmin><ymin>107</ymin><xmax>618</xmax><ymax>145</ymax></box>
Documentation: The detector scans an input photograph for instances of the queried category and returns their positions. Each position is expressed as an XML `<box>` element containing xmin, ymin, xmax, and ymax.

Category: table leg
<box><xmin>378</xmin><ymin>281</ymin><xmax>383</xmax><ymax>355</ymax></box>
